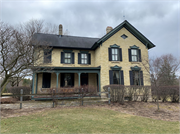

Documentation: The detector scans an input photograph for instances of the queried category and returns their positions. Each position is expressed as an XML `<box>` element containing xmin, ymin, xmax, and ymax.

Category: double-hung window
<box><xmin>108</xmin><ymin>44</ymin><xmax>122</xmax><ymax>61</ymax></box>
<box><xmin>129</xmin><ymin>66</ymin><xmax>144</xmax><ymax>86</ymax></box>
<box><xmin>109</xmin><ymin>65</ymin><xmax>124</xmax><ymax>85</ymax></box>
<box><xmin>113</xmin><ymin>71</ymin><xmax>120</xmax><ymax>84</ymax></box>
<box><xmin>64</xmin><ymin>53</ymin><xmax>71</xmax><ymax>64</ymax></box>
<box><xmin>128</xmin><ymin>45</ymin><xmax>141</xmax><ymax>62</ymax></box>
<box><xmin>44</xmin><ymin>49</ymin><xmax>52</xmax><ymax>63</ymax></box>
<box><xmin>131</xmin><ymin>49</ymin><xmax>138</xmax><ymax>62</ymax></box>
<box><xmin>112</xmin><ymin>48</ymin><xmax>119</xmax><ymax>61</ymax></box>
<box><xmin>61</xmin><ymin>50</ymin><xmax>74</xmax><ymax>64</ymax></box>
<box><xmin>81</xmin><ymin>53</ymin><xmax>88</xmax><ymax>64</ymax></box>
<box><xmin>78</xmin><ymin>52</ymin><xmax>91</xmax><ymax>64</ymax></box>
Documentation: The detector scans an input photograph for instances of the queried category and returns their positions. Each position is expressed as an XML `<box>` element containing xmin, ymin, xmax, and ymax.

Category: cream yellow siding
<box><xmin>34</xmin><ymin>27</ymin><xmax>151</xmax><ymax>93</ymax></box>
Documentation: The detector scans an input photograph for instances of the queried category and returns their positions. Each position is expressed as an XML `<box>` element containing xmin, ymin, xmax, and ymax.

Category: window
<box><xmin>131</xmin><ymin>49</ymin><xmax>138</xmax><ymax>62</ymax></box>
<box><xmin>64</xmin><ymin>53</ymin><xmax>71</xmax><ymax>63</ymax></box>
<box><xmin>42</xmin><ymin>73</ymin><xmax>51</xmax><ymax>88</ymax></box>
<box><xmin>44</xmin><ymin>50</ymin><xmax>52</xmax><ymax>63</ymax></box>
<box><xmin>113</xmin><ymin>71</ymin><xmax>120</xmax><ymax>84</ymax></box>
<box><xmin>81</xmin><ymin>53</ymin><xmax>88</xmax><ymax>64</ymax></box>
<box><xmin>129</xmin><ymin>67</ymin><xmax>144</xmax><ymax>86</ymax></box>
<box><xmin>60</xmin><ymin>73</ymin><xmax>74</xmax><ymax>87</ymax></box>
<box><xmin>112</xmin><ymin>48</ymin><xmax>119</xmax><ymax>61</ymax></box>
<box><xmin>128</xmin><ymin>45</ymin><xmax>141</xmax><ymax>62</ymax></box>
<box><xmin>132</xmin><ymin>71</ymin><xmax>140</xmax><ymax>85</ymax></box>
<box><xmin>108</xmin><ymin>45</ymin><xmax>122</xmax><ymax>61</ymax></box>
<box><xmin>121</xmin><ymin>34</ymin><xmax>128</xmax><ymax>39</ymax></box>
<box><xmin>78</xmin><ymin>52</ymin><xmax>91</xmax><ymax>64</ymax></box>
<box><xmin>61</xmin><ymin>51</ymin><xmax>74</xmax><ymax>64</ymax></box>
<box><xmin>109</xmin><ymin>66</ymin><xmax>124</xmax><ymax>85</ymax></box>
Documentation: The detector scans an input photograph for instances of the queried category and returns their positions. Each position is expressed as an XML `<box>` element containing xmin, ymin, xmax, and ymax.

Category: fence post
<box><xmin>53</xmin><ymin>89</ymin><xmax>55</xmax><ymax>108</ymax></box>
<box><xmin>108</xmin><ymin>87</ymin><xmax>111</xmax><ymax>104</ymax></box>
<box><xmin>20</xmin><ymin>89</ymin><xmax>23</xmax><ymax>109</ymax></box>
<box><xmin>81</xmin><ymin>88</ymin><xmax>83</xmax><ymax>106</ymax></box>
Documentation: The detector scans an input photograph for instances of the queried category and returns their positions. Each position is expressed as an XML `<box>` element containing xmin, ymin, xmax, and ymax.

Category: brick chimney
<box><xmin>59</xmin><ymin>24</ymin><xmax>63</xmax><ymax>35</ymax></box>
<box><xmin>106</xmin><ymin>26</ymin><xmax>113</xmax><ymax>34</ymax></box>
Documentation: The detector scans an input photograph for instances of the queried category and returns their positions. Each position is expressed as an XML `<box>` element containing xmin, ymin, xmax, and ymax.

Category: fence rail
<box><xmin>1</xmin><ymin>88</ymin><xmax>111</xmax><ymax>109</ymax></box>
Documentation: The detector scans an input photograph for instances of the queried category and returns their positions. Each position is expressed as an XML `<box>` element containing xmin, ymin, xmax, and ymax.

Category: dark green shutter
<box><xmin>140</xmin><ymin>71</ymin><xmax>144</xmax><ymax>85</ymax></box>
<box><xmin>138</xmin><ymin>49</ymin><xmax>141</xmax><ymax>62</ymax></box>
<box><xmin>109</xmin><ymin>48</ymin><xmax>112</xmax><ymax>61</ymax></box>
<box><xmin>88</xmin><ymin>53</ymin><xmax>91</xmax><ymax>64</ymax></box>
<box><xmin>78</xmin><ymin>53</ymin><xmax>81</xmax><ymax>64</ymax></box>
<box><xmin>71</xmin><ymin>53</ymin><xmax>74</xmax><ymax>64</ymax></box>
<box><xmin>119</xmin><ymin>48</ymin><xmax>122</xmax><ymax>61</ymax></box>
<box><xmin>121</xmin><ymin>70</ymin><xmax>124</xmax><ymax>85</ymax></box>
<box><xmin>61</xmin><ymin>52</ymin><xmax>64</xmax><ymax>63</ymax></box>
<box><xmin>109</xmin><ymin>70</ymin><xmax>113</xmax><ymax>84</ymax></box>
<box><xmin>129</xmin><ymin>71</ymin><xmax>133</xmax><ymax>85</ymax></box>
<box><xmin>128</xmin><ymin>49</ymin><xmax>132</xmax><ymax>62</ymax></box>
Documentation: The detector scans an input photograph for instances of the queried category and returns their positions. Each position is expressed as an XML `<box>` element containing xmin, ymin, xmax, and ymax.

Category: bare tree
<box><xmin>141</xmin><ymin>54</ymin><xmax>180</xmax><ymax>110</ymax></box>
<box><xmin>0</xmin><ymin>19</ymin><xmax>57</xmax><ymax>95</ymax></box>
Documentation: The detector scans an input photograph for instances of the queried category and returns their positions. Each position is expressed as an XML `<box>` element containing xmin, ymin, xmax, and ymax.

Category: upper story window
<box><xmin>121</xmin><ymin>34</ymin><xmax>128</xmax><ymax>39</ymax></box>
<box><xmin>81</xmin><ymin>53</ymin><xmax>88</xmax><ymax>64</ymax></box>
<box><xmin>112</xmin><ymin>48</ymin><xmax>119</xmax><ymax>61</ymax></box>
<box><xmin>61</xmin><ymin>50</ymin><xmax>74</xmax><ymax>64</ymax></box>
<box><xmin>129</xmin><ymin>45</ymin><xmax>141</xmax><ymax>62</ymax></box>
<box><xmin>44</xmin><ymin>49</ymin><xmax>52</xmax><ymax>63</ymax></box>
<box><xmin>131</xmin><ymin>49</ymin><xmax>138</xmax><ymax>62</ymax></box>
<box><xmin>108</xmin><ymin>44</ymin><xmax>122</xmax><ymax>61</ymax></box>
<box><xmin>64</xmin><ymin>53</ymin><xmax>71</xmax><ymax>64</ymax></box>
<box><xmin>78</xmin><ymin>51</ymin><xmax>91</xmax><ymax>65</ymax></box>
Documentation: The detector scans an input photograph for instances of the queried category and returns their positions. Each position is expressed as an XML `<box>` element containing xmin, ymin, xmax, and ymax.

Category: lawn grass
<box><xmin>1</xmin><ymin>107</ymin><xmax>179</xmax><ymax>133</ymax></box>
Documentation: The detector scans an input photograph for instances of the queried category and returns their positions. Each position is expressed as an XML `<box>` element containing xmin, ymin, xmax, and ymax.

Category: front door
<box><xmin>81</xmin><ymin>73</ymin><xmax>88</xmax><ymax>86</ymax></box>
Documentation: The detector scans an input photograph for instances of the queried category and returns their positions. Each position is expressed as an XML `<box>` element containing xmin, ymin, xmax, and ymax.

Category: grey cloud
<box><xmin>1</xmin><ymin>0</ymin><xmax>179</xmax><ymax>59</ymax></box>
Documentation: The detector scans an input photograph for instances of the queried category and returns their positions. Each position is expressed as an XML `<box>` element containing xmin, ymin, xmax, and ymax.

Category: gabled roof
<box><xmin>32</xmin><ymin>20</ymin><xmax>155</xmax><ymax>50</ymax></box>
<box><xmin>91</xmin><ymin>20</ymin><xmax>155</xmax><ymax>49</ymax></box>
<box><xmin>32</xmin><ymin>33</ymin><xmax>99</xmax><ymax>49</ymax></box>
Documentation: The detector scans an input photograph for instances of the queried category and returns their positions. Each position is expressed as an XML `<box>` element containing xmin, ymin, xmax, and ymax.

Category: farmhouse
<box><xmin>31</xmin><ymin>20</ymin><xmax>155</xmax><ymax>100</ymax></box>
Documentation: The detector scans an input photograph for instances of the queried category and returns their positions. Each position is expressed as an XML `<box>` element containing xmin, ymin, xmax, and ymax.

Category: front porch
<box><xmin>32</xmin><ymin>67</ymin><xmax>101</xmax><ymax>100</ymax></box>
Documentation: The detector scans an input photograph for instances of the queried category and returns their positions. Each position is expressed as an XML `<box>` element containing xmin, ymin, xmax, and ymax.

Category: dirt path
<box><xmin>1</xmin><ymin>102</ymin><xmax>179</xmax><ymax>121</ymax></box>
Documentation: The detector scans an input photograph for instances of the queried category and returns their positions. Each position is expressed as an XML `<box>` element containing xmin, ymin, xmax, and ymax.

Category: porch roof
<box><xmin>33</xmin><ymin>66</ymin><xmax>101</xmax><ymax>73</ymax></box>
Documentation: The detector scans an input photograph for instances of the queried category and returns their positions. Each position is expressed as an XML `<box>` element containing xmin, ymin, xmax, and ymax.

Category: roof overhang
<box><xmin>91</xmin><ymin>20</ymin><xmax>155</xmax><ymax>50</ymax></box>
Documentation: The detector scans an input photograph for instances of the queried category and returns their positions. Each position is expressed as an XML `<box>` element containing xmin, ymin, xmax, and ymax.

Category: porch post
<box><xmin>56</xmin><ymin>72</ymin><xmax>59</xmax><ymax>90</ymax></box>
<box><xmin>32</xmin><ymin>72</ymin><xmax>35</xmax><ymax>98</ymax></box>
<box><xmin>98</xmin><ymin>72</ymin><xmax>101</xmax><ymax>92</ymax></box>
<box><xmin>35</xmin><ymin>73</ymin><xmax>38</xmax><ymax>94</ymax></box>
<box><xmin>78</xmin><ymin>73</ymin><xmax>81</xmax><ymax>86</ymax></box>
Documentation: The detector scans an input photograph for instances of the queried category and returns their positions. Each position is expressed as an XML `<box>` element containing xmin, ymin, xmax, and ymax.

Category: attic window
<box><xmin>121</xmin><ymin>34</ymin><xmax>128</xmax><ymax>39</ymax></box>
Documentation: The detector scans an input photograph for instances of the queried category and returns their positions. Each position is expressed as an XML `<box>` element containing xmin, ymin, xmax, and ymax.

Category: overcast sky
<box><xmin>0</xmin><ymin>0</ymin><xmax>179</xmax><ymax>60</ymax></box>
